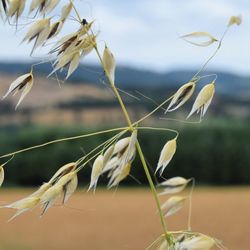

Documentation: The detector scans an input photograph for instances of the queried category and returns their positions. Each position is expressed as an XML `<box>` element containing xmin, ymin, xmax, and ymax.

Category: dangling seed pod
<box><xmin>103</xmin><ymin>45</ymin><xmax>116</xmax><ymax>83</ymax></box>
<box><xmin>187</xmin><ymin>81</ymin><xmax>215</xmax><ymax>119</ymax></box>
<box><xmin>166</xmin><ymin>82</ymin><xmax>195</xmax><ymax>112</ymax></box>
<box><xmin>155</xmin><ymin>137</ymin><xmax>177</xmax><ymax>175</ymax></box>
<box><xmin>2</xmin><ymin>71</ymin><xmax>34</xmax><ymax>109</ymax></box>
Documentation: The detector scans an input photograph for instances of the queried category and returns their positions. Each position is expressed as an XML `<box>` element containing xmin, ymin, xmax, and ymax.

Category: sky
<box><xmin>0</xmin><ymin>0</ymin><xmax>249</xmax><ymax>75</ymax></box>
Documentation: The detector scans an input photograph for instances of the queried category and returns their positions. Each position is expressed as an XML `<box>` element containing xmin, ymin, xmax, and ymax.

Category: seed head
<box><xmin>49</xmin><ymin>162</ymin><xmax>77</xmax><ymax>185</ymax></box>
<box><xmin>228</xmin><ymin>15</ymin><xmax>242</xmax><ymax>27</ymax></box>
<box><xmin>103</xmin><ymin>145</ymin><xmax>115</xmax><ymax>167</ymax></box>
<box><xmin>47</xmin><ymin>21</ymin><xmax>63</xmax><ymax>40</ymax></box>
<box><xmin>88</xmin><ymin>155</ymin><xmax>104</xmax><ymax>191</ymax></box>
<box><xmin>108</xmin><ymin>161</ymin><xmax>132</xmax><ymax>188</ymax></box>
<box><xmin>60</xmin><ymin>2</ymin><xmax>72</xmax><ymax>22</ymax></box>
<box><xmin>103</xmin><ymin>45</ymin><xmax>116</xmax><ymax>83</ymax></box>
<box><xmin>2</xmin><ymin>196</ymin><xmax>40</xmax><ymax>221</ymax></box>
<box><xmin>0</xmin><ymin>166</ymin><xmax>4</xmax><ymax>187</ymax></box>
<box><xmin>187</xmin><ymin>82</ymin><xmax>215</xmax><ymax>119</ymax></box>
<box><xmin>2</xmin><ymin>71</ymin><xmax>34</xmax><ymax>109</ymax></box>
<box><xmin>178</xmin><ymin>234</ymin><xmax>215</xmax><ymax>249</ymax></box>
<box><xmin>180</xmin><ymin>31</ymin><xmax>218</xmax><ymax>47</ymax></box>
<box><xmin>155</xmin><ymin>138</ymin><xmax>177</xmax><ymax>175</ymax></box>
<box><xmin>62</xmin><ymin>173</ymin><xmax>78</xmax><ymax>203</ymax></box>
<box><xmin>158</xmin><ymin>177</ymin><xmax>191</xmax><ymax>195</ymax></box>
<box><xmin>23</xmin><ymin>18</ymin><xmax>51</xmax><ymax>55</ymax></box>
<box><xmin>8</xmin><ymin>0</ymin><xmax>25</xmax><ymax>18</ymax></box>
<box><xmin>40</xmin><ymin>184</ymin><xmax>63</xmax><ymax>215</ymax></box>
<box><xmin>161</xmin><ymin>195</ymin><xmax>186</xmax><ymax>217</ymax></box>
<box><xmin>166</xmin><ymin>82</ymin><xmax>195</xmax><ymax>112</ymax></box>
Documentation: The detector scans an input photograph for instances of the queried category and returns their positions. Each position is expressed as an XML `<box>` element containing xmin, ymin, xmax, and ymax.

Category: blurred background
<box><xmin>0</xmin><ymin>0</ymin><xmax>249</xmax><ymax>249</ymax></box>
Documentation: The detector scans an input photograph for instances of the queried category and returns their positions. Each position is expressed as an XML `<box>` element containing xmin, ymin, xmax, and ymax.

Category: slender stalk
<box><xmin>92</xmin><ymin>40</ymin><xmax>172</xmax><ymax>244</ymax></box>
<box><xmin>138</xmin><ymin>126</ymin><xmax>179</xmax><ymax>137</ymax></box>
<box><xmin>0</xmin><ymin>127</ymin><xmax>127</xmax><ymax>159</ymax></box>
<box><xmin>191</xmin><ymin>26</ymin><xmax>230</xmax><ymax>80</ymax></box>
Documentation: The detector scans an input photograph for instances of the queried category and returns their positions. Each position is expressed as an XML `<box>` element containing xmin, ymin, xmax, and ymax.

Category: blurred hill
<box><xmin>0</xmin><ymin>61</ymin><xmax>249</xmax><ymax>126</ymax></box>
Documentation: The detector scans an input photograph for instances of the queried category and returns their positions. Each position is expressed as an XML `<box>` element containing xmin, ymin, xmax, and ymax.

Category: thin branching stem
<box><xmin>75</xmin><ymin>131</ymin><xmax>122</xmax><ymax>173</ymax></box>
<box><xmin>75</xmin><ymin>129</ymin><xmax>127</xmax><ymax>169</ymax></box>
<box><xmin>138</xmin><ymin>126</ymin><xmax>179</xmax><ymax>138</ymax></box>
<box><xmin>92</xmin><ymin>36</ymin><xmax>172</xmax><ymax>245</ymax></box>
<box><xmin>192</xmin><ymin>26</ymin><xmax>230</xmax><ymax>80</ymax></box>
<box><xmin>0</xmin><ymin>127</ymin><xmax>128</xmax><ymax>160</ymax></box>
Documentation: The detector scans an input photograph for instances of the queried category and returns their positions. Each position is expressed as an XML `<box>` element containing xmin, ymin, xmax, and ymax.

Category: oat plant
<box><xmin>0</xmin><ymin>1</ymin><xmax>241</xmax><ymax>249</ymax></box>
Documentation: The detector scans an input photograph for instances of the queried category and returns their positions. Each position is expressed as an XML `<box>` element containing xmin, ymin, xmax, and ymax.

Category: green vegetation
<box><xmin>1</xmin><ymin>119</ymin><xmax>249</xmax><ymax>186</ymax></box>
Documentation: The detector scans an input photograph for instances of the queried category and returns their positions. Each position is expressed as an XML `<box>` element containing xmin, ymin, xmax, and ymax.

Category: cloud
<box><xmin>0</xmin><ymin>0</ymin><xmax>249</xmax><ymax>75</ymax></box>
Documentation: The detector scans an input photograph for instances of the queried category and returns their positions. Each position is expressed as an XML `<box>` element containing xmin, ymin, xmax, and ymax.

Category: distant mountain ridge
<box><xmin>0</xmin><ymin>62</ymin><xmax>249</xmax><ymax>97</ymax></box>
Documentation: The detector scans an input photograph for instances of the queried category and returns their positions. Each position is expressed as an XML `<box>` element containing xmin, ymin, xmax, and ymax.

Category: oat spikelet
<box><xmin>161</xmin><ymin>196</ymin><xmax>186</xmax><ymax>217</ymax></box>
<box><xmin>103</xmin><ymin>145</ymin><xmax>114</xmax><ymax>167</ymax></box>
<box><xmin>40</xmin><ymin>184</ymin><xmax>62</xmax><ymax>215</ymax></box>
<box><xmin>2</xmin><ymin>72</ymin><xmax>34</xmax><ymax>109</ymax></box>
<box><xmin>180</xmin><ymin>31</ymin><xmax>218</xmax><ymax>47</ymax></box>
<box><xmin>49</xmin><ymin>162</ymin><xmax>77</xmax><ymax>185</ymax></box>
<box><xmin>187</xmin><ymin>82</ymin><xmax>215</xmax><ymax>119</ymax></box>
<box><xmin>103</xmin><ymin>45</ymin><xmax>116</xmax><ymax>83</ymax></box>
<box><xmin>0</xmin><ymin>156</ymin><xmax>14</xmax><ymax>188</ymax></box>
<box><xmin>66</xmin><ymin>51</ymin><xmax>81</xmax><ymax>79</ymax></box>
<box><xmin>113</xmin><ymin>137</ymin><xmax>130</xmax><ymax>155</ymax></box>
<box><xmin>78</xmin><ymin>34</ymin><xmax>97</xmax><ymax>55</ymax></box>
<box><xmin>108</xmin><ymin>161</ymin><xmax>131</xmax><ymax>188</ymax></box>
<box><xmin>53</xmin><ymin>171</ymin><xmax>78</xmax><ymax>203</ymax></box>
<box><xmin>103</xmin><ymin>132</ymin><xmax>137</xmax><ymax>186</ymax></box>
<box><xmin>52</xmin><ymin>21</ymin><xmax>94</xmax><ymax>53</ymax></box>
<box><xmin>47</xmin><ymin>20</ymin><xmax>63</xmax><ymax>40</ymax></box>
<box><xmin>29</xmin><ymin>0</ymin><xmax>44</xmax><ymax>13</ymax></box>
<box><xmin>8</xmin><ymin>0</ymin><xmax>25</xmax><ymax>19</ymax></box>
<box><xmin>60</xmin><ymin>2</ymin><xmax>72</xmax><ymax>22</ymax></box>
<box><xmin>155</xmin><ymin>138</ymin><xmax>177</xmax><ymax>175</ymax></box>
<box><xmin>62</xmin><ymin>174</ymin><xmax>78</xmax><ymax>203</ymax></box>
<box><xmin>49</xmin><ymin>50</ymin><xmax>80</xmax><ymax>78</ymax></box>
<box><xmin>50</xmin><ymin>32</ymin><xmax>78</xmax><ymax>54</ymax></box>
<box><xmin>1</xmin><ymin>196</ymin><xmax>40</xmax><ymax>221</ymax></box>
<box><xmin>179</xmin><ymin>234</ymin><xmax>215</xmax><ymax>249</ymax></box>
<box><xmin>22</xmin><ymin>18</ymin><xmax>51</xmax><ymax>55</ymax></box>
<box><xmin>0</xmin><ymin>166</ymin><xmax>4</xmax><ymax>187</ymax></box>
<box><xmin>102</xmin><ymin>155</ymin><xmax>119</xmax><ymax>174</ymax></box>
<box><xmin>158</xmin><ymin>177</ymin><xmax>191</xmax><ymax>195</ymax></box>
<box><xmin>228</xmin><ymin>15</ymin><xmax>242</xmax><ymax>27</ymax></box>
<box><xmin>119</xmin><ymin>130</ymin><xmax>137</xmax><ymax>168</ymax></box>
<box><xmin>49</xmin><ymin>35</ymin><xmax>96</xmax><ymax>78</ymax></box>
<box><xmin>88</xmin><ymin>155</ymin><xmax>104</xmax><ymax>191</ymax></box>
<box><xmin>42</xmin><ymin>0</ymin><xmax>59</xmax><ymax>14</ymax></box>
<box><xmin>166</xmin><ymin>82</ymin><xmax>195</xmax><ymax>112</ymax></box>
<box><xmin>23</xmin><ymin>18</ymin><xmax>50</xmax><ymax>42</ymax></box>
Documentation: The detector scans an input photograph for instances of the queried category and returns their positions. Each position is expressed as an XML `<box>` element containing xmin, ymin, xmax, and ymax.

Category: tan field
<box><xmin>0</xmin><ymin>188</ymin><xmax>249</xmax><ymax>250</ymax></box>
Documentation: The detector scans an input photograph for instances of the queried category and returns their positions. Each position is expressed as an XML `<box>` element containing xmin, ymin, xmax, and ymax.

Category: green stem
<box><xmin>70</xmin><ymin>3</ymin><xmax>172</xmax><ymax>244</ymax></box>
<box><xmin>136</xmin><ymin>142</ymin><xmax>172</xmax><ymax>243</ymax></box>
<box><xmin>93</xmin><ymin>43</ymin><xmax>172</xmax><ymax>245</ymax></box>
<box><xmin>0</xmin><ymin>127</ymin><xmax>127</xmax><ymax>159</ymax></box>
